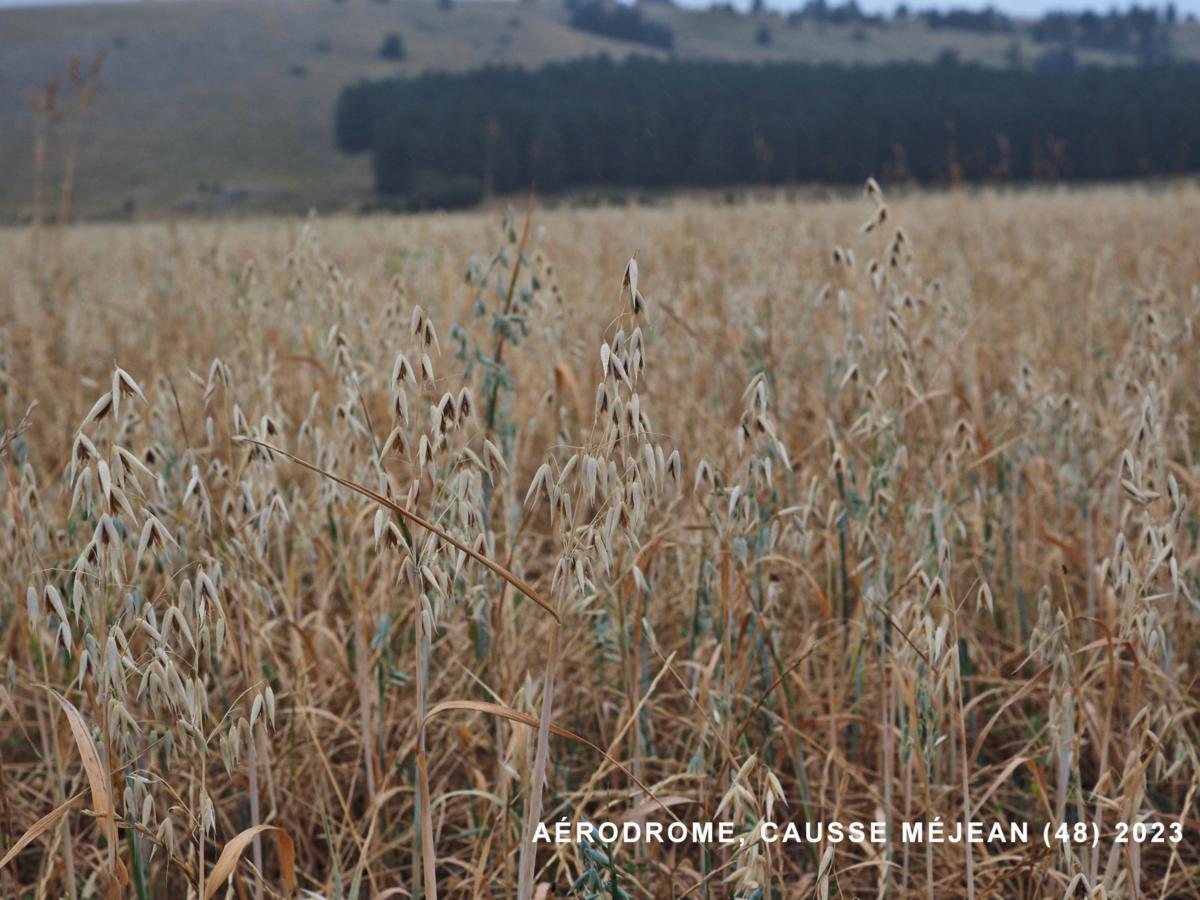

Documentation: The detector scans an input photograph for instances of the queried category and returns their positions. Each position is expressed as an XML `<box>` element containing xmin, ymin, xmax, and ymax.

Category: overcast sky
<box><xmin>1</xmin><ymin>0</ymin><xmax>1197</xmax><ymax>15</ymax></box>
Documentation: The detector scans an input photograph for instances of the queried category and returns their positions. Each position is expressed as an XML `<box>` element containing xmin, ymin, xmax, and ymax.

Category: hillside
<box><xmin>2</xmin><ymin>0</ymin><xmax>1198</xmax><ymax>219</ymax></box>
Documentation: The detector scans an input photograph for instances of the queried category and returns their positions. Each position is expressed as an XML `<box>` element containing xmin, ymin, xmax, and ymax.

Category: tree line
<box><xmin>566</xmin><ymin>0</ymin><xmax>675</xmax><ymax>50</ymax></box>
<box><xmin>335</xmin><ymin>57</ymin><xmax>1200</xmax><ymax>207</ymax></box>
<box><xmin>1032</xmin><ymin>7</ymin><xmax>1174</xmax><ymax>61</ymax></box>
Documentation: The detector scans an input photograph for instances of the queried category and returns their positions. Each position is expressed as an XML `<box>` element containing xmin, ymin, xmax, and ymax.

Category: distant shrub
<box><xmin>379</xmin><ymin>33</ymin><xmax>405</xmax><ymax>60</ymax></box>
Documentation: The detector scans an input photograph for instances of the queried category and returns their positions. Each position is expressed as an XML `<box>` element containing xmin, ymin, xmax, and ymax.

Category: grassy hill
<box><xmin>2</xmin><ymin>0</ymin><xmax>1198</xmax><ymax>220</ymax></box>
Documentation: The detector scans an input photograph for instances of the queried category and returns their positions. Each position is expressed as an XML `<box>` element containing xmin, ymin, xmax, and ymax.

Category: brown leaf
<box><xmin>203</xmin><ymin>824</ymin><xmax>296</xmax><ymax>899</ymax></box>
<box><xmin>48</xmin><ymin>689</ymin><xmax>116</xmax><ymax>849</ymax></box>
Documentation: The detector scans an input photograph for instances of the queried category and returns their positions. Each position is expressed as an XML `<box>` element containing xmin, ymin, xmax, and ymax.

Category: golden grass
<box><xmin>1</xmin><ymin>184</ymin><xmax>1199</xmax><ymax>897</ymax></box>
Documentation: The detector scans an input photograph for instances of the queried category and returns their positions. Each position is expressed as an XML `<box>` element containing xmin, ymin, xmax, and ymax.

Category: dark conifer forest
<box><xmin>336</xmin><ymin>57</ymin><xmax>1200</xmax><ymax>206</ymax></box>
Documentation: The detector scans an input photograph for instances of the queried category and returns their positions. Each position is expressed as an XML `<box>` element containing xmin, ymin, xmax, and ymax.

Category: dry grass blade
<box><xmin>203</xmin><ymin>824</ymin><xmax>296</xmax><ymax>899</ymax></box>
<box><xmin>47</xmin><ymin>689</ymin><xmax>116</xmax><ymax>850</ymax></box>
<box><xmin>235</xmin><ymin>436</ymin><xmax>560</xmax><ymax>622</ymax></box>
<box><xmin>0</xmin><ymin>789</ymin><xmax>86</xmax><ymax>872</ymax></box>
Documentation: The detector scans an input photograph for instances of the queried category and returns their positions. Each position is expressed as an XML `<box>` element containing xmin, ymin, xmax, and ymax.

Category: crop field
<box><xmin>1</xmin><ymin>184</ymin><xmax>1199</xmax><ymax>897</ymax></box>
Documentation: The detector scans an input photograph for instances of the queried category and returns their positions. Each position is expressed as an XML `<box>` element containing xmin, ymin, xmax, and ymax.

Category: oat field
<box><xmin>1</xmin><ymin>184</ymin><xmax>1199</xmax><ymax>898</ymax></box>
